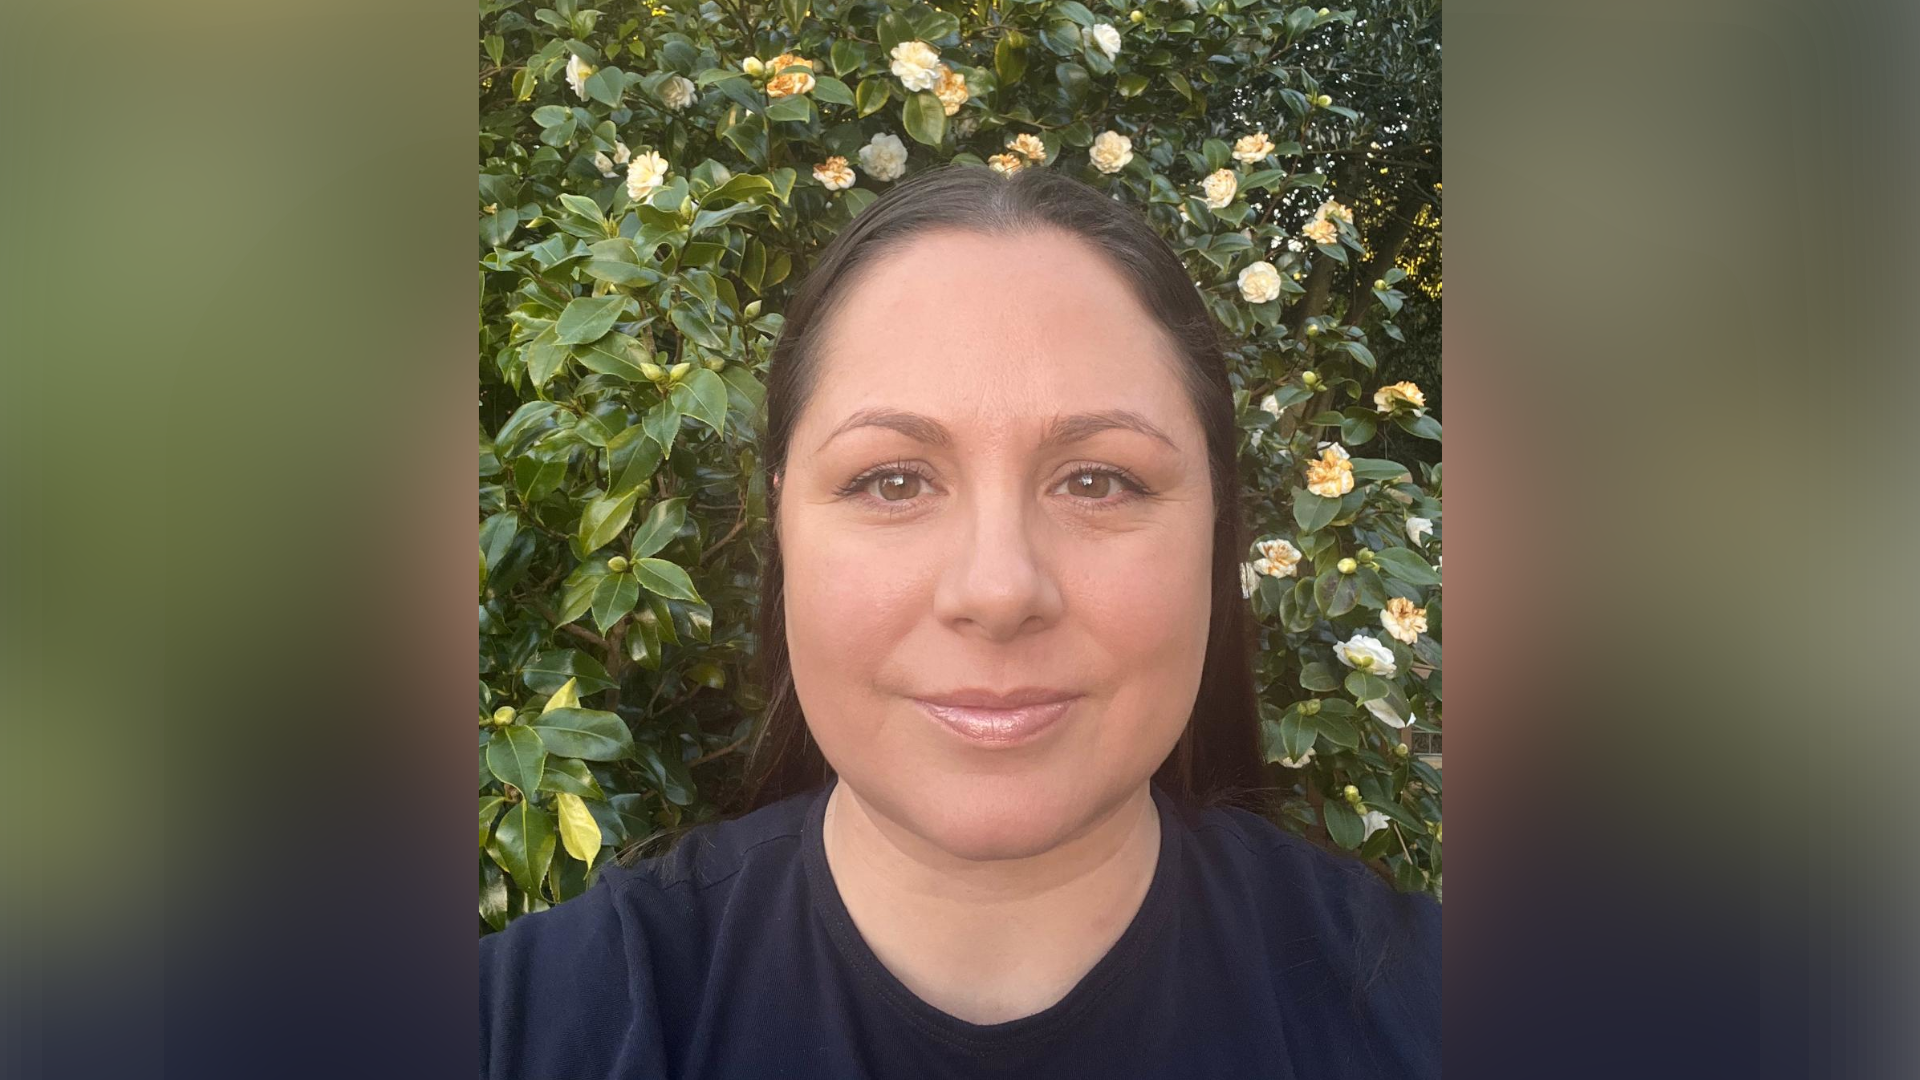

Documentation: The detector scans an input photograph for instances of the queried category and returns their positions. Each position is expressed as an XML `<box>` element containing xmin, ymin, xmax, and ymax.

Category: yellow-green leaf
<box><xmin>580</xmin><ymin>487</ymin><xmax>641</xmax><ymax>552</ymax></box>
<box><xmin>554</xmin><ymin>792</ymin><xmax>603</xmax><ymax>863</ymax></box>
<box><xmin>541</xmin><ymin>676</ymin><xmax>580</xmax><ymax>715</ymax></box>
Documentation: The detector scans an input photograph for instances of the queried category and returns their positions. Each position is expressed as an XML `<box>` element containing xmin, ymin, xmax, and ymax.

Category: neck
<box><xmin>820</xmin><ymin>778</ymin><xmax>1162</xmax><ymax>1025</ymax></box>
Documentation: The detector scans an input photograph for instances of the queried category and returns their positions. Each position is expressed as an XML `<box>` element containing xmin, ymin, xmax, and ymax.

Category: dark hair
<box><xmin>732</xmin><ymin>162</ymin><xmax>1267</xmax><ymax>821</ymax></box>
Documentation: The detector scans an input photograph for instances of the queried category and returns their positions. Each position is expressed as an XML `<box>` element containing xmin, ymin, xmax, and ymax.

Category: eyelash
<box><xmin>834</xmin><ymin>460</ymin><xmax>1154</xmax><ymax>514</ymax></box>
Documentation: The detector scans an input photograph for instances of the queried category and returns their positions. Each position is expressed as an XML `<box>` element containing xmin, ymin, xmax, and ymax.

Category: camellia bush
<box><xmin>479</xmin><ymin>0</ymin><xmax>1442</xmax><ymax>930</ymax></box>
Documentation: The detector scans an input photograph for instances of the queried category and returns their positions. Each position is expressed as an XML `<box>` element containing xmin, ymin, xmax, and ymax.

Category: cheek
<box><xmin>778</xmin><ymin>511</ymin><xmax>927</xmax><ymax>703</ymax></box>
<box><xmin>1072</xmin><ymin>520</ymin><xmax>1215</xmax><ymax>700</ymax></box>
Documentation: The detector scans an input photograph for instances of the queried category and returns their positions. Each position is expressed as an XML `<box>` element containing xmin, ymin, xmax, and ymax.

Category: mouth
<box><xmin>910</xmin><ymin>689</ymin><xmax>1083</xmax><ymax>747</ymax></box>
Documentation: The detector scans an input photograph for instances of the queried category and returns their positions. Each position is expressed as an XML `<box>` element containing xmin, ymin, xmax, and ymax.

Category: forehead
<box><xmin>804</xmin><ymin>228</ymin><xmax>1191</xmax><ymax>436</ymax></box>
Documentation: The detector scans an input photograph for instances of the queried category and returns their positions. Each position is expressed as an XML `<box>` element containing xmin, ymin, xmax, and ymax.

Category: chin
<box><xmin>881</xmin><ymin>774</ymin><xmax>1094</xmax><ymax>863</ymax></box>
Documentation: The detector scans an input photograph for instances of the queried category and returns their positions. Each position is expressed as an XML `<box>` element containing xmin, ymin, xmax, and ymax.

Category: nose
<box><xmin>930</xmin><ymin>480</ymin><xmax>1065</xmax><ymax>642</ymax></box>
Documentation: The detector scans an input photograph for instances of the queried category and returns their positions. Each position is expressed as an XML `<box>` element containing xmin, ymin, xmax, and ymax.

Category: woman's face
<box><xmin>778</xmin><ymin>227</ymin><xmax>1215</xmax><ymax>862</ymax></box>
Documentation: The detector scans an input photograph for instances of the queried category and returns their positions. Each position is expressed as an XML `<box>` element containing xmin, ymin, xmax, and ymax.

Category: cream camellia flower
<box><xmin>1361</xmin><ymin>810</ymin><xmax>1392</xmax><ymax>840</ymax></box>
<box><xmin>1233</xmin><ymin>132</ymin><xmax>1276</xmax><ymax>163</ymax></box>
<box><xmin>987</xmin><ymin>152</ymin><xmax>1025</xmax><ymax>176</ymax></box>
<box><xmin>764</xmin><ymin>53</ymin><xmax>815</xmax><ymax>97</ymax></box>
<box><xmin>1304</xmin><ymin>445</ymin><xmax>1354</xmax><ymax>498</ymax></box>
<box><xmin>1335</xmin><ymin>633</ymin><xmax>1397</xmax><ymax>676</ymax></box>
<box><xmin>565</xmin><ymin>53</ymin><xmax>592</xmax><ymax>99</ymax></box>
<box><xmin>933</xmin><ymin>65</ymin><xmax>970</xmax><ymax>116</ymax></box>
<box><xmin>890</xmin><ymin>40</ymin><xmax>942</xmax><ymax>91</ymax></box>
<box><xmin>812</xmin><ymin>155</ymin><xmax>856</xmax><ymax>191</ymax></box>
<box><xmin>1255</xmin><ymin>538</ymin><xmax>1302</xmax><ymax>577</ymax></box>
<box><xmin>1259</xmin><ymin>393</ymin><xmax>1281</xmax><ymax>417</ymax></box>
<box><xmin>1085</xmin><ymin>23</ymin><xmax>1123</xmax><ymax>60</ymax></box>
<box><xmin>1380</xmin><ymin>597</ymin><xmax>1428</xmax><ymax>645</ymax></box>
<box><xmin>1006</xmin><ymin>132</ymin><xmax>1048</xmax><ymax>163</ymax></box>
<box><xmin>1239</xmin><ymin>562</ymin><xmax>1259</xmax><ymax>599</ymax></box>
<box><xmin>660</xmin><ymin>74</ymin><xmax>696</xmax><ymax>111</ymax></box>
<box><xmin>625</xmin><ymin>150</ymin><xmax>670</xmax><ymax>202</ymax></box>
<box><xmin>1317</xmin><ymin>198</ymin><xmax>1354</xmax><ymax>224</ymax></box>
<box><xmin>857</xmin><ymin>132</ymin><xmax>908</xmax><ymax>181</ymax></box>
<box><xmin>1406</xmin><ymin>516</ymin><xmax>1433</xmax><ymax>546</ymax></box>
<box><xmin>1315</xmin><ymin>441</ymin><xmax>1351</xmax><ymax>461</ymax></box>
<box><xmin>1201</xmin><ymin>168</ymin><xmax>1238</xmax><ymax>209</ymax></box>
<box><xmin>1088</xmin><ymin>130</ymin><xmax>1133</xmax><ymax>174</ymax></box>
<box><xmin>1364</xmin><ymin>697</ymin><xmax>1417</xmax><ymax>729</ymax></box>
<box><xmin>1302</xmin><ymin>216</ymin><xmax>1339</xmax><ymax>245</ymax></box>
<box><xmin>1373</xmin><ymin>381</ymin><xmax>1428</xmax><ymax>414</ymax></box>
<box><xmin>1238</xmin><ymin>260</ymin><xmax>1282</xmax><ymax>304</ymax></box>
<box><xmin>1279</xmin><ymin>747</ymin><xmax>1316</xmax><ymax>769</ymax></box>
<box><xmin>593</xmin><ymin>151</ymin><xmax>618</xmax><ymax>178</ymax></box>
<box><xmin>611</xmin><ymin>141</ymin><xmax>631</xmax><ymax>165</ymax></box>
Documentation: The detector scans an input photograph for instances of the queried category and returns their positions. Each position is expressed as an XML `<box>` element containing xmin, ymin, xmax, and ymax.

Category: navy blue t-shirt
<box><xmin>479</xmin><ymin>780</ymin><xmax>1440</xmax><ymax>1078</ymax></box>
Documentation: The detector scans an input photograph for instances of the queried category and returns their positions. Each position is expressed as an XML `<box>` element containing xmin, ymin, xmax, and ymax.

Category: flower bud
<box><xmin>1305</xmin><ymin>323</ymin><xmax>1320</xmax><ymax>336</ymax></box>
<box><xmin>1434</xmin><ymin>822</ymin><xmax>1442</xmax><ymax>842</ymax></box>
<box><xmin>1315</xmin><ymin>94</ymin><xmax>1332</xmax><ymax>107</ymax></box>
<box><xmin>668</xmin><ymin>361</ymin><xmax>692</xmax><ymax>381</ymax></box>
<box><xmin>1373</xmin><ymin>278</ymin><xmax>1387</xmax><ymax>290</ymax></box>
<box><xmin>742</xmin><ymin>56</ymin><xmax>765</xmax><ymax>77</ymax></box>
<box><xmin>1317</xmin><ymin>6</ymin><xmax>1330</xmax><ymax>15</ymax></box>
<box><xmin>743</xmin><ymin>299</ymin><xmax>762</xmax><ymax>318</ymax></box>
<box><xmin>607</xmin><ymin>555</ymin><xmax>630</xmax><ymax>573</ymax></box>
<box><xmin>703</xmin><ymin>357</ymin><xmax>725</xmax><ymax>371</ymax></box>
<box><xmin>678</xmin><ymin>196</ymin><xmax>695</xmax><ymax>221</ymax></box>
<box><xmin>1393</xmin><ymin>742</ymin><xmax>1410</xmax><ymax>758</ymax></box>
<box><xmin>1130</xmin><ymin>9</ymin><xmax>1144</xmax><ymax>22</ymax></box>
<box><xmin>639</xmin><ymin>362</ymin><xmax>667</xmax><ymax>382</ymax></box>
<box><xmin>1342</xmin><ymin>784</ymin><xmax>1361</xmax><ymax>803</ymax></box>
<box><xmin>1336</xmin><ymin>557</ymin><xmax>1357</xmax><ymax>574</ymax></box>
<box><xmin>1301</xmin><ymin>370</ymin><xmax>1321</xmax><ymax>387</ymax></box>
<box><xmin>1301</xmin><ymin>698</ymin><xmax>1322</xmax><ymax>715</ymax></box>
<box><xmin>491</xmin><ymin>706</ymin><xmax>516</xmax><ymax>726</ymax></box>
<box><xmin>1356</xmin><ymin>547</ymin><xmax>1375</xmax><ymax>562</ymax></box>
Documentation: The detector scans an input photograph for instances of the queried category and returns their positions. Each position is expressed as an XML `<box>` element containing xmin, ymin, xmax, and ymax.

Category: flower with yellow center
<box><xmin>1304</xmin><ymin>445</ymin><xmax>1354</xmax><ymax>498</ymax></box>
<box><xmin>1372</xmin><ymin>381</ymin><xmax>1427</xmax><ymax>414</ymax></box>
<box><xmin>933</xmin><ymin>65</ymin><xmax>970</xmax><ymax>116</ymax></box>
<box><xmin>764</xmin><ymin>53</ymin><xmax>815</xmax><ymax>98</ymax></box>
<box><xmin>1232</xmin><ymin>132</ymin><xmax>1276</xmax><ymax>163</ymax></box>
<box><xmin>625</xmin><ymin>150</ymin><xmax>670</xmax><ymax>202</ymax></box>
<box><xmin>1089</xmin><ymin>130</ymin><xmax>1133</xmax><ymax>174</ymax></box>
<box><xmin>1255</xmin><ymin>538</ymin><xmax>1302</xmax><ymax>577</ymax></box>
<box><xmin>889</xmin><ymin>40</ymin><xmax>942</xmax><ymax>92</ymax></box>
<box><xmin>812</xmin><ymin>155</ymin><xmax>855</xmax><ymax>191</ymax></box>
<box><xmin>1238</xmin><ymin>260</ymin><xmax>1282</xmax><ymax>304</ymax></box>
<box><xmin>1302</xmin><ymin>216</ymin><xmax>1338</xmax><ymax>245</ymax></box>
<box><xmin>1006</xmin><ymin>133</ymin><xmax>1048</xmax><ymax>163</ymax></box>
<box><xmin>565</xmin><ymin>54</ymin><xmax>593</xmax><ymax>99</ymax></box>
<box><xmin>987</xmin><ymin>152</ymin><xmax>1025</xmax><ymax>176</ymax></box>
<box><xmin>1200</xmin><ymin>168</ymin><xmax>1238</xmax><ymax>209</ymax></box>
<box><xmin>1380</xmin><ymin>596</ymin><xmax>1428</xmax><ymax>645</ymax></box>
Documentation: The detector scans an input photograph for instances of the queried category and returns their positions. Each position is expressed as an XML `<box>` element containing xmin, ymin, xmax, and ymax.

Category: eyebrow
<box><xmin>815</xmin><ymin>407</ymin><xmax>1179</xmax><ymax>455</ymax></box>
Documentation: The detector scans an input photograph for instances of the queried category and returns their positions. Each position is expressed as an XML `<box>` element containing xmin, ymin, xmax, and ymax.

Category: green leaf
<box><xmin>1372</xmin><ymin>547</ymin><xmax>1441</xmax><ymax>586</ymax></box>
<box><xmin>555</xmin><ymin>296</ymin><xmax>627</xmax><ymax>345</ymax></box>
<box><xmin>530</xmin><ymin>707</ymin><xmax>637</xmax><ymax>761</ymax></box>
<box><xmin>554</xmin><ymin>791</ymin><xmax>604</xmax><ymax>863</ymax></box>
<box><xmin>902</xmin><ymin>90</ymin><xmax>946</xmax><ymax>146</ymax></box>
<box><xmin>486</xmin><ymin>726</ymin><xmax>548</xmax><ymax>796</ymax></box>
<box><xmin>635</xmin><ymin>744</ymin><xmax>697</xmax><ymax>805</ymax></box>
<box><xmin>1277</xmin><ymin>706</ymin><xmax>1317</xmax><ymax>761</ymax></box>
<box><xmin>479</xmin><ymin>511</ymin><xmax>520</xmax><ymax>574</ymax></box>
<box><xmin>606</xmin><ymin>424</ymin><xmax>664</xmax><ymax>496</ymax></box>
<box><xmin>522</xmin><ymin>649</ymin><xmax>616</xmax><ymax>695</ymax></box>
<box><xmin>878</xmin><ymin>12</ymin><xmax>916</xmax><ymax>52</ymax></box>
<box><xmin>1300</xmin><ymin>661</ymin><xmax>1339</xmax><ymax>692</ymax></box>
<box><xmin>523</xmin><ymin>327</ymin><xmax>568</xmax><ymax>389</ymax></box>
<box><xmin>487</xmin><ymin>801</ymin><xmax>557</xmax><ymax>894</ymax></box>
<box><xmin>1340</xmin><ymin>413</ymin><xmax>1377</xmax><ymax>446</ymax></box>
<box><xmin>1349</xmin><ymin>457</ymin><xmax>1410</xmax><ymax>482</ymax></box>
<box><xmin>632</xmin><ymin>557</ymin><xmax>702</xmax><ymax>602</ymax></box>
<box><xmin>668</xmin><ymin>304</ymin><xmax>726</xmax><ymax>351</ymax></box>
<box><xmin>643</xmin><ymin>395</ymin><xmax>683</xmax><ymax>458</ymax></box>
<box><xmin>1322</xmin><ymin>800</ymin><xmax>1365</xmax><ymax>849</ymax></box>
<box><xmin>556</xmin><ymin>193</ymin><xmax>606</xmax><ymax>224</ymax></box>
<box><xmin>855</xmin><ymin>77</ymin><xmax>890</xmax><ymax>117</ymax></box>
<box><xmin>1292</xmin><ymin>488</ymin><xmax>1339</xmax><ymax>533</ymax></box>
<box><xmin>584</xmin><ymin>66</ymin><xmax>626</xmax><ymax>106</ymax></box>
<box><xmin>536</xmin><ymin>756</ymin><xmax>605</xmax><ymax>800</ymax></box>
<box><xmin>628</xmin><ymin>496</ymin><xmax>688</xmax><ymax>559</ymax></box>
<box><xmin>674</xmin><ymin>369</ymin><xmax>728</xmax><ymax>435</ymax></box>
<box><xmin>575</xmin><ymin>334</ymin><xmax>648</xmax><ymax>381</ymax></box>
<box><xmin>996</xmin><ymin>30</ymin><xmax>1028</xmax><ymax>85</ymax></box>
<box><xmin>480</xmin><ymin>206</ymin><xmax>519</xmax><ymax>246</ymax></box>
<box><xmin>1345</xmin><ymin>670</ymin><xmax>1392</xmax><ymax>703</ymax></box>
<box><xmin>1343</xmin><ymin>340</ymin><xmax>1377</xmax><ymax>369</ymax></box>
<box><xmin>1394</xmin><ymin>412</ymin><xmax>1443</xmax><ymax>440</ymax></box>
<box><xmin>812</xmin><ymin>74</ymin><xmax>855</xmax><ymax>105</ymax></box>
<box><xmin>531</xmin><ymin>104</ymin><xmax>571</xmax><ymax>127</ymax></box>
<box><xmin>578</xmin><ymin>486</ymin><xmax>641</xmax><ymax>553</ymax></box>
<box><xmin>830</xmin><ymin>39</ymin><xmax>866</xmax><ymax>76</ymax></box>
<box><xmin>590</xmin><ymin>572</ymin><xmax>639</xmax><ymax>632</ymax></box>
<box><xmin>764</xmin><ymin>93</ymin><xmax>812</xmax><ymax>123</ymax></box>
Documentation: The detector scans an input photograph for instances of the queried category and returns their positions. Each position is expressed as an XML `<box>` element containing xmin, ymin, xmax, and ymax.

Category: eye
<box><xmin>1052</xmin><ymin>464</ymin><xmax>1151</xmax><ymax>507</ymax></box>
<box><xmin>836</xmin><ymin>462</ymin><xmax>935</xmax><ymax>507</ymax></box>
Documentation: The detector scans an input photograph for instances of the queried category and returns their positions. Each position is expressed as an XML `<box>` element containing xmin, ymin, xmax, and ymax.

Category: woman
<box><xmin>479</xmin><ymin>164</ymin><xmax>1440</xmax><ymax>1078</ymax></box>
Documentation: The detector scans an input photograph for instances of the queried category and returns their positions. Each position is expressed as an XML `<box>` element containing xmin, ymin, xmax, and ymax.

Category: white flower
<box><xmin>812</xmin><ymin>155</ymin><xmax>856</xmax><ymax>191</ymax></box>
<box><xmin>565</xmin><ymin>54</ymin><xmax>592</xmax><ymax>99</ymax></box>
<box><xmin>1364</xmin><ymin>697</ymin><xmax>1417</xmax><ymax>729</ymax></box>
<box><xmin>1406</xmin><ymin>517</ymin><xmax>1433</xmax><ymax>546</ymax></box>
<box><xmin>1315</xmin><ymin>441</ymin><xmax>1350</xmax><ymax>461</ymax></box>
<box><xmin>1249</xmin><ymin>428</ymin><xmax>1264</xmax><ymax>448</ymax></box>
<box><xmin>593</xmin><ymin>151</ymin><xmax>618</xmax><ymax>178</ymax></box>
<box><xmin>1361</xmin><ymin>810</ymin><xmax>1391</xmax><ymax>840</ymax></box>
<box><xmin>1200</xmin><ymin>168</ymin><xmax>1238</xmax><ymax>209</ymax></box>
<box><xmin>1232</xmin><ymin>132</ymin><xmax>1276</xmax><ymax>163</ymax></box>
<box><xmin>1278</xmin><ymin>747</ymin><xmax>1316</xmax><ymax>769</ymax></box>
<box><xmin>1085</xmin><ymin>23</ymin><xmax>1123</xmax><ymax>61</ymax></box>
<box><xmin>741</xmin><ymin>56</ymin><xmax>765</xmax><ymax>77</ymax></box>
<box><xmin>1238</xmin><ymin>260</ymin><xmax>1282</xmax><ymax>304</ymax></box>
<box><xmin>1239</xmin><ymin>562</ymin><xmax>1259</xmax><ymax>599</ymax></box>
<box><xmin>1259</xmin><ymin>393</ymin><xmax>1281</xmax><ymax>417</ymax></box>
<box><xmin>890</xmin><ymin>40</ymin><xmax>942</xmax><ymax>92</ymax></box>
<box><xmin>1334</xmin><ymin>634</ymin><xmax>1397</xmax><ymax>677</ymax></box>
<box><xmin>611</xmin><ymin>141</ymin><xmax>631</xmax><ymax>165</ymax></box>
<box><xmin>625</xmin><ymin>150</ymin><xmax>670</xmax><ymax>202</ymax></box>
<box><xmin>1255</xmin><ymin>538</ymin><xmax>1302</xmax><ymax>576</ymax></box>
<box><xmin>1177</xmin><ymin>205</ymin><xmax>1191</xmax><ymax>223</ymax></box>
<box><xmin>660</xmin><ymin>74</ymin><xmax>696</xmax><ymax>111</ymax></box>
<box><xmin>1089</xmin><ymin>130</ymin><xmax>1133</xmax><ymax>174</ymax></box>
<box><xmin>857</xmin><ymin>132</ymin><xmax>909</xmax><ymax>182</ymax></box>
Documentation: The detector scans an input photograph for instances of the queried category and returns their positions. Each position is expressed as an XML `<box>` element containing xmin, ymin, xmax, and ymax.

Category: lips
<box><xmin>911</xmin><ymin>688</ymin><xmax>1082</xmax><ymax>747</ymax></box>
